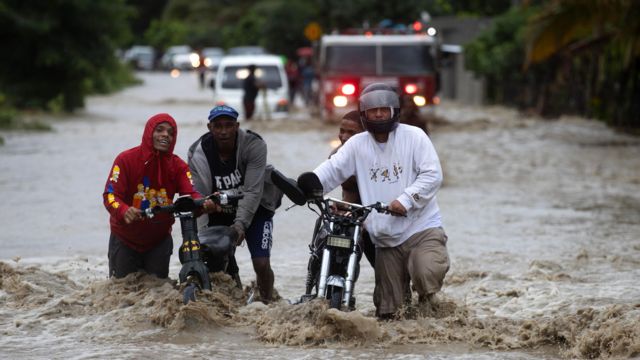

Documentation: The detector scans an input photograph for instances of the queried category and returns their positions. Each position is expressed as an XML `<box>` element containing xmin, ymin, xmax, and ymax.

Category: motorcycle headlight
<box><xmin>327</xmin><ymin>235</ymin><xmax>353</xmax><ymax>249</ymax></box>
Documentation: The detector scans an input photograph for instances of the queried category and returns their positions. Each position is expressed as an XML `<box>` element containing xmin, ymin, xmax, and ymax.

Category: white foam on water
<box><xmin>1</xmin><ymin>73</ymin><xmax>639</xmax><ymax>359</ymax></box>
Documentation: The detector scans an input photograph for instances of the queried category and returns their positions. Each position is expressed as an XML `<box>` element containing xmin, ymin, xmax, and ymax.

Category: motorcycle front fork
<box><xmin>316</xmin><ymin>248</ymin><xmax>358</xmax><ymax>307</ymax></box>
<box><xmin>178</xmin><ymin>216</ymin><xmax>211</xmax><ymax>290</ymax></box>
<box><xmin>343</xmin><ymin>225</ymin><xmax>361</xmax><ymax>305</ymax></box>
<box><xmin>317</xmin><ymin>248</ymin><xmax>331</xmax><ymax>298</ymax></box>
<box><xmin>343</xmin><ymin>251</ymin><xmax>358</xmax><ymax>305</ymax></box>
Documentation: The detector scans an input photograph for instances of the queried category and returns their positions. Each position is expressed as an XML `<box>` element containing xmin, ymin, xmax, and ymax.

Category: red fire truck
<box><xmin>317</xmin><ymin>32</ymin><xmax>440</xmax><ymax>120</ymax></box>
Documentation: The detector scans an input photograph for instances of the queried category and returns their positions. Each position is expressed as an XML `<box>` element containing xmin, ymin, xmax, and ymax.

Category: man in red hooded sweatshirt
<box><xmin>103</xmin><ymin>113</ymin><xmax>214</xmax><ymax>278</ymax></box>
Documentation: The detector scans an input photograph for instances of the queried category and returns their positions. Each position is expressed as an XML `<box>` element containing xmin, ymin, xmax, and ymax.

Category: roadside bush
<box><xmin>0</xmin><ymin>107</ymin><xmax>16</xmax><ymax>128</ymax></box>
<box><xmin>0</xmin><ymin>0</ymin><xmax>133</xmax><ymax>112</ymax></box>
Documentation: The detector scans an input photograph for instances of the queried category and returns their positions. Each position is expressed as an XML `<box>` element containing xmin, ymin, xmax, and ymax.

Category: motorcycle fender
<box><xmin>326</xmin><ymin>275</ymin><xmax>345</xmax><ymax>288</ymax></box>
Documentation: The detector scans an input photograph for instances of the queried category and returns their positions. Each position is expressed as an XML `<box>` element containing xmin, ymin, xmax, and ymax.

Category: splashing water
<box><xmin>1</xmin><ymin>73</ymin><xmax>639</xmax><ymax>359</ymax></box>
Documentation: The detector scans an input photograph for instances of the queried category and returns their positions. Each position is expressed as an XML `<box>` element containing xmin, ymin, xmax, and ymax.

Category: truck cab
<box><xmin>318</xmin><ymin>33</ymin><xmax>440</xmax><ymax>121</ymax></box>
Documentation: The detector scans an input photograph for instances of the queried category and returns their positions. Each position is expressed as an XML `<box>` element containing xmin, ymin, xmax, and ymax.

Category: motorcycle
<box><xmin>144</xmin><ymin>190</ymin><xmax>243</xmax><ymax>304</ymax></box>
<box><xmin>272</xmin><ymin>170</ymin><xmax>400</xmax><ymax>310</ymax></box>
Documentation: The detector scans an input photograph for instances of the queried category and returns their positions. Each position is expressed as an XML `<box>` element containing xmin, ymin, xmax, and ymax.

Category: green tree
<box><xmin>144</xmin><ymin>19</ymin><xmax>189</xmax><ymax>50</ymax></box>
<box><xmin>146</xmin><ymin>0</ymin><xmax>515</xmax><ymax>58</ymax></box>
<box><xmin>0</xmin><ymin>0</ymin><xmax>134</xmax><ymax>111</ymax></box>
<box><xmin>465</xmin><ymin>6</ymin><xmax>539</xmax><ymax>106</ymax></box>
<box><xmin>221</xmin><ymin>4</ymin><xmax>266</xmax><ymax>49</ymax></box>
<box><xmin>315</xmin><ymin>0</ymin><xmax>511</xmax><ymax>31</ymax></box>
<box><xmin>465</xmin><ymin>1</ymin><xmax>639</xmax><ymax>128</ymax></box>
<box><xmin>525</xmin><ymin>0</ymin><xmax>640</xmax><ymax>126</ymax></box>
<box><xmin>150</xmin><ymin>0</ymin><xmax>314</xmax><ymax>54</ymax></box>
<box><xmin>261</xmin><ymin>0</ymin><xmax>316</xmax><ymax>58</ymax></box>
<box><xmin>162</xmin><ymin>0</ymin><xmax>252</xmax><ymax>48</ymax></box>
<box><xmin>126</xmin><ymin>0</ymin><xmax>169</xmax><ymax>45</ymax></box>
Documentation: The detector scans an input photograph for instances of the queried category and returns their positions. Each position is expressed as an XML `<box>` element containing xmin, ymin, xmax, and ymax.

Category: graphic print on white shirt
<box><xmin>369</xmin><ymin>161</ymin><xmax>403</xmax><ymax>183</ymax></box>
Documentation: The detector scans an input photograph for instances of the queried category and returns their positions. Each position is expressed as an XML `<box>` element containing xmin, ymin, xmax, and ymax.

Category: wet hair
<box><xmin>342</xmin><ymin>110</ymin><xmax>360</xmax><ymax>123</ymax></box>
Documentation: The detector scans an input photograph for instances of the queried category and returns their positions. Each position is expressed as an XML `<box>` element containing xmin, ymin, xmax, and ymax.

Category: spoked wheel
<box><xmin>329</xmin><ymin>286</ymin><xmax>343</xmax><ymax>310</ymax></box>
<box><xmin>183</xmin><ymin>282</ymin><xmax>198</xmax><ymax>304</ymax></box>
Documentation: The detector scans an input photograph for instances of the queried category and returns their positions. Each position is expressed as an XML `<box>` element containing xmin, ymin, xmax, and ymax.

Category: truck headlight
<box><xmin>333</xmin><ymin>96</ymin><xmax>348</xmax><ymax>107</ymax></box>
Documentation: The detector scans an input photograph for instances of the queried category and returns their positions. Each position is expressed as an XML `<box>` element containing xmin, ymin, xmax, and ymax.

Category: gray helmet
<box><xmin>358</xmin><ymin>83</ymin><xmax>400</xmax><ymax>134</ymax></box>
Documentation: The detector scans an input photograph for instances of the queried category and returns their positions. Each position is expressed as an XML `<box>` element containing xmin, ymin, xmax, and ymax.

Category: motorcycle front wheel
<box><xmin>183</xmin><ymin>283</ymin><xmax>198</xmax><ymax>304</ymax></box>
<box><xmin>329</xmin><ymin>286</ymin><xmax>343</xmax><ymax>310</ymax></box>
<box><xmin>305</xmin><ymin>255</ymin><xmax>320</xmax><ymax>295</ymax></box>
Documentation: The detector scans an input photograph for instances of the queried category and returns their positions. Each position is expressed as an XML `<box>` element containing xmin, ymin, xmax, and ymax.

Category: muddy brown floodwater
<box><xmin>1</xmin><ymin>72</ymin><xmax>639</xmax><ymax>359</ymax></box>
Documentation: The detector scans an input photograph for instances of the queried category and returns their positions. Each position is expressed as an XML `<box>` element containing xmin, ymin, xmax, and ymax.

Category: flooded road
<box><xmin>1</xmin><ymin>72</ymin><xmax>639</xmax><ymax>359</ymax></box>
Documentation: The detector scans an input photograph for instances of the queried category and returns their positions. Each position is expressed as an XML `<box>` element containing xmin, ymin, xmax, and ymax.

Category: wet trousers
<box><xmin>108</xmin><ymin>233</ymin><xmax>173</xmax><ymax>279</ymax></box>
<box><xmin>360</xmin><ymin>230</ymin><xmax>375</xmax><ymax>268</ymax></box>
<box><xmin>373</xmin><ymin>227</ymin><xmax>450</xmax><ymax>316</ymax></box>
<box><xmin>243</xmin><ymin>99</ymin><xmax>256</xmax><ymax>120</ymax></box>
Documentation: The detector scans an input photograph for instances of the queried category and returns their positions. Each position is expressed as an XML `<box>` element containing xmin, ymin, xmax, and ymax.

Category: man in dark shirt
<box><xmin>188</xmin><ymin>105</ymin><xmax>283</xmax><ymax>303</ymax></box>
<box><xmin>242</xmin><ymin>64</ymin><xmax>259</xmax><ymax>120</ymax></box>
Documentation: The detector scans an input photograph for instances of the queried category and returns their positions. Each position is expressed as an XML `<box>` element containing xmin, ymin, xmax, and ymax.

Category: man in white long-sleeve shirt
<box><xmin>313</xmin><ymin>83</ymin><xmax>450</xmax><ymax>318</ymax></box>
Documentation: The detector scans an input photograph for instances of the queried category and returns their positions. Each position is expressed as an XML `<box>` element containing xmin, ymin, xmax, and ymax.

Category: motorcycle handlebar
<box><xmin>325</xmin><ymin>197</ymin><xmax>363</xmax><ymax>210</ymax></box>
<box><xmin>144</xmin><ymin>203</ymin><xmax>177</xmax><ymax>217</ymax></box>
<box><xmin>144</xmin><ymin>190</ymin><xmax>244</xmax><ymax>218</ymax></box>
<box><xmin>323</xmin><ymin>198</ymin><xmax>406</xmax><ymax>217</ymax></box>
<box><xmin>207</xmin><ymin>190</ymin><xmax>244</xmax><ymax>206</ymax></box>
<box><xmin>371</xmin><ymin>202</ymin><xmax>406</xmax><ymax>217</ymax></box>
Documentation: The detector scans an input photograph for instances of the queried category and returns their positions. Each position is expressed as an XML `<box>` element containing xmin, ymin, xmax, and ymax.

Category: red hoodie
<box><xmin>103</xmin><ymin>113</ymin><xmax>201</xmax><ymax>252</ymax></box>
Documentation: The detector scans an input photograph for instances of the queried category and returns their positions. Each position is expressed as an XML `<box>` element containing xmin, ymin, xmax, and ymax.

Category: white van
<box><xmin>212</xmin><ymin>55</ymin><xmax>289</xmax><ymax>120</ymax></box>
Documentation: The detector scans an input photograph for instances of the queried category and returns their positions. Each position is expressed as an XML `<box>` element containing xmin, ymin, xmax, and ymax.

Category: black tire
<box><xmin>183</xmin><ymin>283</ymin><xmax>198</xmax><ymax>305</ymax></box>
<box><xmin>329</xmin><ymin>286</ymin><xmax>343</xmax><ymax>310</ymax></box>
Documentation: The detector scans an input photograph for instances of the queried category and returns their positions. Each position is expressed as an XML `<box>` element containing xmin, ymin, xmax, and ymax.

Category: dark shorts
<box><xmin>108</xmin><ymin>233</ymin><xmax>173</xmax><ymax>279</ymax></box>
<box><xmin>244</xmin><ymin>206</ymin><xmax>273</xmax><ymax>259</ymax></box>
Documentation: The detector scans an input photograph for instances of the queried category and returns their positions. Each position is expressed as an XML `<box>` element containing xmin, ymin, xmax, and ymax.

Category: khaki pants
<box><xmin>373</xmin><ymin>227</ymin><xmax>450</xmax><ymax>316</ymax></box>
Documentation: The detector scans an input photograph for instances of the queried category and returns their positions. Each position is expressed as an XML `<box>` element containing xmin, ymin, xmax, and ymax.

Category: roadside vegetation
<box><xmin>0</xmin><ymin>0</ymin><xmax>137</xmax><ymax>132</ymax></box>
<box><xmin>0</xmin><ymin>0</ymin><xmax>637</xmax><ymax>138</ymax></box>
<box><xmin>465</xmin><ymin>1</ymin><xmax>639</xmax><ymax>129</ymax></box>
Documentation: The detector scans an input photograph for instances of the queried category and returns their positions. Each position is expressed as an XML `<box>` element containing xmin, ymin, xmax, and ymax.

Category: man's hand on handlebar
<box><xmin>201</xmin><ymin>198</ymin><xmax>221</xmax><ymax>214</ymax></box>
<box><xmin>389</xmin><ymin>200</ymin><xmax>407</xmax><ymax>217</ymax></box>
<box><xmin>124</xmin><ymin>207</ymin><xmax>143</xmax><ymax>224</ymax></box>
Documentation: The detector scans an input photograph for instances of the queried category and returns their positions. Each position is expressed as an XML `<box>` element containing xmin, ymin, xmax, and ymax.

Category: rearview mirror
<box><xmin>297</xmin><ymin>172</ymin><xmax>323</xmax><ymax>200</ymax></box>
<box><xmin>271</xmin><ymin>169</ymin><xmax>306</xmax><ymax>206</ymax></box>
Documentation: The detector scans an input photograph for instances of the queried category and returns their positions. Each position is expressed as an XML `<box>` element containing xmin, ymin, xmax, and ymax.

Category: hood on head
<box><xmin>141</xmin><ymin>113</ymin><xmax>178</xmax><ymax>154</ymax></box>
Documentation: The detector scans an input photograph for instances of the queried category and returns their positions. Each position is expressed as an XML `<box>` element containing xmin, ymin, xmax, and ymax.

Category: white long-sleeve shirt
<box><xmin>314</xmin><ymin>124</ymin><xmax>443</xmax><ymax>248</ymax></box>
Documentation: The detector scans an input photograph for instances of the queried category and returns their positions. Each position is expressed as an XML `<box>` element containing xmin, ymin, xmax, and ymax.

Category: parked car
<box><xmin>123</xmin><ymin>45</ymin><xmax>155</xmax><ymax>70</ymax></box>
<box><xmin>227</xmin><ymin>46</ymin><xmax>267</xmax><ymax>56</ymax></box>
<box><xmin>202</xmin><ymin>47</ymin><xmax>225</xmax><ymax>71</ymax></box>
<box><xmin>211</xmin><ymin>55</ymin><xmax>289</xmax><ymax>120</ymax></box>
<box><xmin>160</xmin><ymin>45</ymin><xmax>194</xmax><ymax>70</ymax></box>
<box><xmin>173</xmin><ymin>52</ymin><xmax>200</xmax><ymax>70</ymax></box>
